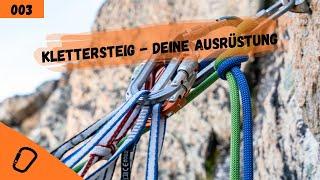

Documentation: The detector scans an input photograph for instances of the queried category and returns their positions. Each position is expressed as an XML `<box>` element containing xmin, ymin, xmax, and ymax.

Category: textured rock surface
<box><xmin>0</xmin><ymin>80</ymin><xmax>58</xmax><ymax>129</ymax></box>
<box><xmin>1</xmin><ymin>0</ymin><xmax>319</xmax><ymax>179</ymax></box>
<box><xmin>253</xmin><ymin>1</ymin><xmax>320</xmax><ymax>178</ymax></box>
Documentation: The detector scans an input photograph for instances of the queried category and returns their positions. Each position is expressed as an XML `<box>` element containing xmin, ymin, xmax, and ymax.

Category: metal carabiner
<box><xmin>126</xmin><ymin>61</ymin><xmax>156</xmax><ymax>99</ymax></box>
<box><xmin>257</xmin><ymin>0</ymin><xmax>310</xmax><ymax>20</ymax></box>
<box><xmin>169</xmin><ymin>73</ymin><xmax>197</xmax><ymax>102</ymax></box>
<box><xmin>127</xmin><ymin>16</ymin><xmax>244</xmax><ymax>104</ymax></box>
<box><xmin>270</xmin><ymin>0</ymin><xmax>296</xmax><ymax>19</ymax></box>
<box><xmin>131</xmin><ymin>60</ymin><xmax>180</xmax><ymax>105</ymax></box>
<box><xmin>287</xmin><ymin>0</ymin><xmax>311</xmax><ymax>13</ymax></box>
<box><xmin>127</xmin><ymin>59</ymin><xmax>181</xmax><ymax>105</ymax></box>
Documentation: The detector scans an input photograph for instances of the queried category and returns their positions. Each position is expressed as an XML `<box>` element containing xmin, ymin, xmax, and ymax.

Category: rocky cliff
<box><xmin>0</xmin><ymin>0</ymin><xmax>319</xmax><ymax>179</ymax></box>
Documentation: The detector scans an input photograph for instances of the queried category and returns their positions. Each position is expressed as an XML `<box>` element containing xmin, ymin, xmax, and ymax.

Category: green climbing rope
<box><xmin>187</xmin><ymin>69</ymin><xmax>241</xmax><ymax>179</ymax></box>
<box><xmin>226</xmin><ymin>72</ymin><xmax>241</xmax><ymax>180</ymax></box>
<box><xmin>186</xmin><ymin>67</ymin><xmax>241</xmax><ymax>179</ymax></box>
<box><xmin>186</xmin><ymin>72</ymin><xmax>219</xmax><ymax>103</ymax></box>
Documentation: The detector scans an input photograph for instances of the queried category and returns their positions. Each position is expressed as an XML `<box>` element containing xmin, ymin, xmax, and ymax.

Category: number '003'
<box><xmin>11</xmin><ymin>5</ymin><xmax>32</xmax><ymax>15</ymax></box>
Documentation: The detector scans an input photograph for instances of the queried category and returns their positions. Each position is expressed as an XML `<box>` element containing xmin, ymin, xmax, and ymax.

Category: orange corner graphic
<box><xmin>0</xmin><ymin>123</ymin><xmax>81</xmax><ymax>180</ymax></box>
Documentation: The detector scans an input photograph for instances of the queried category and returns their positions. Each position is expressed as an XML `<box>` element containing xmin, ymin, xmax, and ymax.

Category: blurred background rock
<box><xmin>0</xmin><ymin>0</ymin><xmax>319</xmax><ymax>179</ymax></box>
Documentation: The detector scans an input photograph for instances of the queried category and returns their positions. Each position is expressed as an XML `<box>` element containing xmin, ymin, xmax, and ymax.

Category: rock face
<box><xmin>253</xmin><ymin>1</ymin><xmax>320</xmax><ymax>178</ymax></box>
<box><xmin>0</xmin><ymin>80</ymin><xmax>58</xmax><ymax>132</ymax></box>
<box><xmin>1</xmin><ymin>0</ymin><xmax>319</xmax><ymax>179</ymax></box>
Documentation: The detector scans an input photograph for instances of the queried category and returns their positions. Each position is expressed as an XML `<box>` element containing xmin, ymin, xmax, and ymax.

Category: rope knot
<box><xmin>215</xmin><ymin>56</ymin><xmax>248</xmax><ymax>80</ymax></box>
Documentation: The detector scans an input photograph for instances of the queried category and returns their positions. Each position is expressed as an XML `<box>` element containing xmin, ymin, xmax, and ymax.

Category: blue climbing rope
<box><xmin>216</xmin><ymin>56</ymin><xmax>253</xmax><ymax>180</ymax></box>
